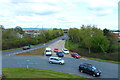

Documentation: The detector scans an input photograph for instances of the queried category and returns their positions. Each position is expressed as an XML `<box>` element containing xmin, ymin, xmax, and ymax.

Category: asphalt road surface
<box><xmin>47</xmin><ymin>39</ymin><xmax>71</xmax><ymax>57</ymax></box>
<box><xmin>2</xmin><ymin>55</ymin><xmax>119</xmax><ymax>79</ymax></box>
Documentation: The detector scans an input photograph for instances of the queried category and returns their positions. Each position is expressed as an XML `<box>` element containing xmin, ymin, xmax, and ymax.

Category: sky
<box><xmin>0</xmin><ymin>0</ymin><xmax>118</xmax><ymax>30</ymax></box>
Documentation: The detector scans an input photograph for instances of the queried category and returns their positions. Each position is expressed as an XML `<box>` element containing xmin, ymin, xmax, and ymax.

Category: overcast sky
<box><xmin>0</xmin><ymin>0</ymin><xmax>118</xmax><ymax>30</ymax></box>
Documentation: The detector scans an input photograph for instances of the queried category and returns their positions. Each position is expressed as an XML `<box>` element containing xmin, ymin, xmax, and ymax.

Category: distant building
<box><xmin>24</xmin><ymin>30</ymin><xmax>40</xmax><ymax>37</ymax></box>
<box><xmin>113</xmin><ymin>32</ymin><xmax>120</xmax><ymax>42</ymax></box>
<box><xmin>17</xmin><ymin>33</ymin><xmax>23</xmax><ymax>38</ymax></box>
<box><xmin>113</xmin><ymin>32</ymin><xmax>120</xmax><ymax>37</ymax></box>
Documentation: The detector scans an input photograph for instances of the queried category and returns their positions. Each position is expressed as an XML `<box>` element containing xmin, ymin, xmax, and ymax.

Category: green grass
<box><xmin>83</xmin><ymin>56</ymin><xmax>120</xmax><ymax>64</ymax></box>
<box><xmin>2</xmin><ymin>67</ymin><xmax>92</xmax><ymax>79</ymax></box>
<box><xmin>65</xmin><ymin>39</ymin><xmax>79</xmax><ymax>50</ymax></box>
<box><xmin>65</xmin><ymin>40</ymin><xmax>120</xmax><ymax>64</ymax></box>
<box><xmin>2</xmin><ymin>47</ymin><xmax>22</xmax><ymax>52</ymax></box>
<box><xmin>16</xmin><ymin>47</ymin><xmax>46</xmax><ymax>55</ymax></box>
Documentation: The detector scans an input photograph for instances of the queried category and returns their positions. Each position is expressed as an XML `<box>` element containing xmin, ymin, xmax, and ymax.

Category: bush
<box><xmin>107</xmin><ymin>44</ymin><xmax>119</xmax><ymax>53</ymax></box>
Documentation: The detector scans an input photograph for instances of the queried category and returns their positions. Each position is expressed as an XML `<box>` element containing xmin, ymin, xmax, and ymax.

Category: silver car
<box><xmin>49</xmin><ymin>56</ymin><xmax>65</xmax><ymax>65</ymax></box>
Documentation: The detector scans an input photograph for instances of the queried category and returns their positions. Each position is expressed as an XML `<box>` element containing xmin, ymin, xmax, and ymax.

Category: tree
<box><xmin>79</xmin><ymin>26</ymin><xmax>95</xmax><ymax>53</ymax></box>
<box><xmin>14</xmin><ymin>26</ymin><xmax>24</xmax><ymax>34</ymax></box>
<box><xmin>103</xmin><ymin>28</ymin><xmax>109</xmax><ymax>36</ymax></box>
<box><xmin>0</xmin><ymin>25</ymin><xmax>4</xmax><ymax>29</ymax></box>
<box><xmin>68</xmin><ymin>28</ymin><xmax>80</xmax><ymax>43</ymax></box>
<box><xmin>103</xmin><ymin>28</ymin><xmax>118</xmax><ymax>52</ymax></box>
<box><xmin>91</xmin><ymin>34</ymin><xmax>110</xmax><ymax>53</ymax></box>
<box><xmin>2</xmin><ymin>29</ymin><xmax>18</xmax><ymax>39</ymax></box>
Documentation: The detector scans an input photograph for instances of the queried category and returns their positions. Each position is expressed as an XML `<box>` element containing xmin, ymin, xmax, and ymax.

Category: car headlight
<box><xmin>97</xmin><ymin>73</ymin><xmax>99</xmax><ymax>75</ymax></box>
<box><xmin>62</xmin><ymin>61</ymin><xmax>64</xmax><ymax>63</ymax></box>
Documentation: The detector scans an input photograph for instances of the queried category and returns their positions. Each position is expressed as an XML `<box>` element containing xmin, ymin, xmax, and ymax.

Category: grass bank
<box><xmin>2</xmin><ymin>67</ymin><xmax>92</xmax><ymax>79</ymax></box>
<box><xmin>65</xmin><ymin>40</ymin><xmax>119</xmax><ymax>64</ymax></box>
<box><xmin>16</xmin><ymin>47</ymin><xmax>45</xmax><ymax>55</ymax></box>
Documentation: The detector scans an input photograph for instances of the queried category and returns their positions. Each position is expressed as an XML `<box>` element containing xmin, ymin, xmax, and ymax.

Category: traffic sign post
<box><xmin>26</xmin><ymin>60</ymin><xmax>30</xmax><ymax>69</ymax></box>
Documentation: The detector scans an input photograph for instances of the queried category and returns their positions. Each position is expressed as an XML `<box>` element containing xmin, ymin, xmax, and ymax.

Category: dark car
<box><xmin>23</xmin><ymin>46</ymin><xmax>31</xmax><ymax>50</ymax></box>
<box><xmin>79</xmin><ymin>63</ymin><xmax>101</xmax><ymax>77</ymax></box>
<box><xmin>56</xmin><ymin>51</ymin><xmax>64</xmax><ymax>57</ymax></box>
<box><xmin>71</xmin><ymin>52</ymin><xmax>81</xmax><ymax>58</ymax></box>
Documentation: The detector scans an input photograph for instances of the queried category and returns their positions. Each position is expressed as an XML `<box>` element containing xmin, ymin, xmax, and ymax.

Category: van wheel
<box><xmin>93</xmin><ymin>74</ymin><xmax>96</xmax><ymax>77</ymax></box>
<box><xmin>49</xmin><ymin>61</ymin><xmax>52</xmax><ymax>64</ymax></box>
<box><xmin>59</xmin><ymin>62</ymin><xmax>62</xmax><ymax>65</ymax></box>
<box><xmin>80</xmin><ymin>70</ymin><xmax>83</xmax><ymax>73</ymax></box>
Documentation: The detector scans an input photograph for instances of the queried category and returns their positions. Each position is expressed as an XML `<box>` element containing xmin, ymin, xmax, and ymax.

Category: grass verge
<box><xmin>83</xmin><ymin>56</ymin><xmax>120</xmax><ymax>64</ymax></box>
<box><xmin>2</xmin><ymin>47</ymin><xmax>22</xmax><ymax>52</ymax></box>
<box><xmin>16</xmin><ymin>47</ymin><xmax>46</xmax><ymax>55</ymax></box>
<box><xmin>2</xmin><ymin>67</ymin><xmax>92</xmax><ymax>79</ymax></box>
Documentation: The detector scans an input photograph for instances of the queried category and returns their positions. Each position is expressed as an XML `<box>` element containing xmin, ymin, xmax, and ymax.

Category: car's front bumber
<box><xmin>93</xmin><ymin>69</ymin><xmax>101</xmax><ymax>77</ymax></box>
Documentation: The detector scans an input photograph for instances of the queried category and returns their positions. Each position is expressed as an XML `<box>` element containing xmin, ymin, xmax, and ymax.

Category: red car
<box><xmin>54</xmin><ymin>48</ymin><xmax>59</xmax><ymax>52</ymax></box>
<box><xmin>71</xmin><ymin>52</ymin><xmax>81</xmax><ymax>58</ymax></box>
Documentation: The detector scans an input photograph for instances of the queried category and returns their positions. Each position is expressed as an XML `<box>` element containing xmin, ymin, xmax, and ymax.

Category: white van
<box><xmin>44</xmin><ymin>48</ymin><xmax>52</xmax><ymax>56</ymax></box>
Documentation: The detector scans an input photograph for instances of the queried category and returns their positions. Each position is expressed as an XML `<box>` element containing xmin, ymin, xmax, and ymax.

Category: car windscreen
<box><xmin>54</xmin><ymin>49</ymin><xmax>58</xmax><ymax>50</ymax></box>
<box><xmin>73</xmin><ymin>54</ymin><xmax>78</xmax><ymax>55</ymax></box>
<box><xmin>64</xmin><ymin>49</ymin><xmax>68</xmax><ymax>51</ymax></box>
<box><xmin>46</xmin><ymin>50</ymin><xmax>51</xmax><ymax>52</ymax></box>
<box><xmin>58</xmin><ymin>58</ymin><xmax>62</xmax><ymax>61</ymax></box>
<box><xmin>92</xmin><ymin>66</ymin><xmax>97</xmax><ymax>70</ymax></box>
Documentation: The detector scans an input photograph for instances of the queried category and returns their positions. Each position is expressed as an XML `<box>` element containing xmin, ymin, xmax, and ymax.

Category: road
<box><xmin>47</xmin><ymin>40</ymin><xmax>71</xmax><ymax>57</ymax></box>
<box><xmin>2</xmin><ymin>55</ymin><xmax>119</xmax><ymax>79</ymax></box>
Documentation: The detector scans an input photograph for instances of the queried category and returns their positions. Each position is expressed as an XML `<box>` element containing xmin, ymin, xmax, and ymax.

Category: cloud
<box><xmin>0</xmin><ymin>0</ymin><xmax>118</xmax><ymax>30</ymax></box>
<box><xmin>34</xmin><ymin>11</ymin><xmax>58</xmax><ymax>15</ymax></box>
<box><xmin>89</xmin><ymin>8</ymin><xmax>113</xmax><ymax>16</ymax></box>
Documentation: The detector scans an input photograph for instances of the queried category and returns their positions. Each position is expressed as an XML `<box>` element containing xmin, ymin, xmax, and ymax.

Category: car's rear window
<box><xmin>54</xmin><ymin>49</ymin><xmax>58</xmax><ymax>50</ymax></box>
<box><xmin>58</xmin><ymin>52</ymin><xmax>63</xmax><ymax>54</ymax></box>
<box><xmin>72</xmin><ymin>53</ymin><xmax>78</xmax><ymax>55</ymax></box>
